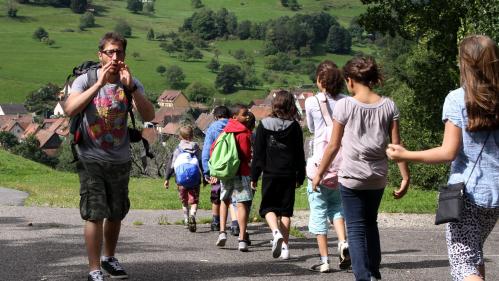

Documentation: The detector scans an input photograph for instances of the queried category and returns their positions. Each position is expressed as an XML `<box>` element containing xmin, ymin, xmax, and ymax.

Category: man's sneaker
<box><xmin>280</xmin><ymin>246</ymin><xmax>290</xmax><ymax>260</ymax></box>
<box><xmin>88</xmin><ymin>270</ymin><xmax>104</xmax><ymax>281</ymax></box>
<box><xmin>244</xmin><ymin>232</ymin><xmax>251</xmax><ymax>246</ymax></box>
<box><xmin>230</xmin><ymin>224</ymin><xmax>240</xmax><ymax>236</ymax></box>
<box><xmin>210</xmin><ymin>221</ymin><xmax>220</xmax><ymax>231</ymax></box>
<box><xmin>338</xmin><ymin>241</ymin><xmax>351</xmax><ymax>270</ymax></box>
<box><xmin>188</xmin><ymin>215</ymin><xmax>196</xmax><ymax>232</ymax></box>
<box><xmin>216</xmin><ymin>232</ymin><xmax>227</xmax><ymax>247</ymax></box>
<box><xmin>271</xmin><ymin>232</ymin><xmax>284</xmax><ymax>258</ymax></box>
<box><xmin>309</xmin><ymin>261</ymin><xmax>331</xmax><ymax>273</ymax></box>
<box><xmin>101</xmin><ymin>257</ymin><xmax>128</xmax><ymax>279</ymax></box>
<box><xmin>238</xmin><ymin>240</ymin><xmax>249</xmax><ymax>252</ymax></box>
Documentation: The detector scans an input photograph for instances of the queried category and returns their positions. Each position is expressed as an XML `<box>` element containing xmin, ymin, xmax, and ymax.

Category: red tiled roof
<box><xmin>22</xmin><ymin>123</ymin><xmax>40</xmax><ymax>138</ymax></box>
<box><xmin>195</xmin><ymin>113</ymin><xmax>215</xmax><ymax>133</ymax></box>
<box><xmin>158</xmin><ymin>90</ymin><xmax>182</xmax><ymax>103</ymax></box>
<box><xmin>249</xmin><ymin>105</ymin><xmax>272</xmax><ymax>121</ymax></box>
<box><xmin>161</xmin><ymin>122</ymin><xmax>181</xmax><ymax>135</ymax></box>
<box><xmin>35</xmin><ymin>129</ymin><xmax>58</xmax><ymax>148</ymax></box>
<box><xmin>152</xmin><ymin>107</ymin><xmax>188</xmax><ymax>124</ymax></box>
<box><xmin>0</xmin><ymin>114</ymin><xmax>32</xmax><ymax>130</ymax></box>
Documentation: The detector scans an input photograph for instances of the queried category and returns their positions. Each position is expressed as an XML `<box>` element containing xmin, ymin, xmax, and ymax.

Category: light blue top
<box><xmin>201</xmin><ymin>118</ymin><xmax>228</xmax><ymax>176</ymax></box>
<box><xmin>443</xmin><ymin>87</ymin><xmax>499</xmax><ymax>208</ymax></box>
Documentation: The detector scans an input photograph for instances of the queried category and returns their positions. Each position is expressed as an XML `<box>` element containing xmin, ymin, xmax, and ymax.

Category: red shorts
<box><xmin>178</xmin><ymin>186</ymin><xmax>200</xmax><ymax>205</ymax></box>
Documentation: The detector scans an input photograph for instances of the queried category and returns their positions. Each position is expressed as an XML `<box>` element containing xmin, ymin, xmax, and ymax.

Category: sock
<box><xmin>100</xmin><ymin>256</ymin><xmax>112</xmax><ymax>262</ymax></box>
<box><xmin>213</xmin><ymin>215</ymin><xmax>220</xmax><ymax>223</ymax></box>
<box><xmin>273</xmin><ymin>229</ymin><xmax>280</xmax><ymax>237</ymax></box>
<box><xmin>282</xmin><ymin>242</ymin><xmax>288</xmax><ymax>250</ymax></box>
<box><xmin>189</xmin><ymin>207</ymin><xmax>197</xmax><ymax>217</ymax></box>
<box><xmin>320</xmin><ymin>256</ymin><xmax>328</xmax><ymax>263</ymax></box>
<box><xmin>231</xmin><ymin>220</ymin><xmax>238</xmax><ymax>227</ymax></box>
<box><xmin>182</xmin><ymin>206</ymin><xmax>188</xmax><ymax>220</ymax></box>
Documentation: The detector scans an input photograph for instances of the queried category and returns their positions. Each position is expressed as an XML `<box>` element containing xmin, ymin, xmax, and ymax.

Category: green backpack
<box><xmin>208</xmin><ymin>132</ymin><xmax>240</xmax><ymax>179</ymax></box>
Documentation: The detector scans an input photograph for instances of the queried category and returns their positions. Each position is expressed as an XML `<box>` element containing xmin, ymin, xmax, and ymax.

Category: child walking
<box><xmin>305</xmin><ymin>60</ymin><xmax>350</xmax><ymax>272</ymax></box>
<box><xmin>251</xmin><ymin>90</ymin><xmax>306</xmax><ymax>259</ymax></box>
<box><xmin>164</xmin><ymin>125</ymin><xmax>203</xmax><ymax>232</ymax></box>
<box><xmin>312</xmin><ymin>57</ymin><xmax>410</xmax><ymax>281</ymax></box>
<box><xmin>387</xmin><ymin>35</ymin><xmax>498</xmax><ymax>281</ymax></box>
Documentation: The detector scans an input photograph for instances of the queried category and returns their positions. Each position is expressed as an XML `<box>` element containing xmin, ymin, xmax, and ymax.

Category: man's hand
<box><xmin>118</xmin><ymin>62</ymin><xmax>134</xmax><ymax>90</ymax></box>
<box><xmin>96</xmin><ymin>61</ymin><xmax>114</xmax><ymax>87</ymax></box>
<box><xmin>164</xmin><ymin>180</ymin><xmax>169</xmax><ymax>190</ymax></box>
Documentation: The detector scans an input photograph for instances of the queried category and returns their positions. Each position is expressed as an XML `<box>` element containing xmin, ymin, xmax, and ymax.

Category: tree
<box><xmin>185</xmin><ymin>81</ymin><xmax>215</xmax><ymax>103</ymax></box>
<box><xmin>326</xmin><ymin>25</ymin><xmax>351</xmax><ymax>54</ymax></box>
<box><xmin>12</xmin><ymin>135</ymin><xmax>59</xmax><ymax>168</ymax></box>
<box><xmin>237</xmin><ymin>20</ymin><xmax>251</xmax><ymax>40</ymax></box>
<box><xmin>70</xmin><ymin>0</ymin><xmax>87</xmax><ymax>14</ymax></box>
<box><xmin>115</xmin><ymin>20</ymin><xmax>132</xmax><ymax>38</ymax></box>
<box><xmin>79</xmin><ymin>12</ymin><xmax>95</xmax><ymax>30</ymax></box>
<box><xmin>156</xmin><ymin>65</ymin><xmax>166</xmax><ymax>75</ymax></box>
<box><xmin>0</xmin><ymin>131</ymin><xmax>18</xmax><ymax>150</ymax></box>
<box><xmin>164</xmin><ymin>65</ymin><xmax>185</xmax><ymax>88</ymax></box>
<box><xmin>191</xmin><ymin>0</ymin><xmax>203</xmax><ymax>8</ymax></box>
<box><xmin>160</xmin><ymin>42</ymin><xmax>177</xmax><ymax>56</ymax></box>
<box><xmin>147</xmin><ymin>28</ymin><xmax>155</xmax><ymax>40</ymax></box>
<box><xmin>215</xmin><ymin>64</ymin><xmax>243</xmax><ymax>93</ymax></box>
<box><xmin>33</xmin><ymin>27</ymin><xmax>49</xmax><ymax>41</ymax></box>
<box><xmin>143</xmin><ymin>1</ymin><xmax>154</xmax><ymax>14</ymax></box>
<box><xmin>24</xmin><ymin>83</ymin><xmax>60</xmax><ymax>117</ymax></box>
<box><xmin>126</xmin><ymin>0</ymin><xmax>142</xmax><ymax>13</ymax></box>
<box><xmin>186</xmin><ymin>48</ymin><xmax>203</xmax><ymax>60</ymax></box>
<box><xmin>7</xmin><ymin>0</ymin><xmax>18</xmax><ymax>17</ymax></box>
<box><xmin>55</xmin><ymin>138</ymin><xmax>77</xmax><ymax>172</ymax></box>
<box><xmin>206</xmin><ymin>58</ymin><xmax>220</xmax><ymax>72</ymax></box>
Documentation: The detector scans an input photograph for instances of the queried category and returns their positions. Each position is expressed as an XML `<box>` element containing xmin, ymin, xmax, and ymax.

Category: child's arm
<box><xmin>312</xmin><ymin>120</ymin><xmax>344</xmax><ymax>191</ymax></box>
<box><xmin>164</xmin><ymin>149</ymin><xmax>177</xmax><ymax>189</ymax></box>
<box><xmin>387</xmin><ymin>121</ymin><xmax>462</xmax><ymax>164</ymax></box>
<box><xmin>389</xmin><ymin>120</ymin><xmax>410</xmax><ymax>199</ymax></box>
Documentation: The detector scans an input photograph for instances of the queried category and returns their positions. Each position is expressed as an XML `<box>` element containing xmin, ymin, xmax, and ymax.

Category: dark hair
<box><xmin>270</xmin><ymin>90</ymin><xmax>298</xmax><ymax>120</ymax></box>
<box><xmin>245</xmin><ymin>111</ymin><xmax>256</xmax><ymax>130</ymax></box>
<box><xmin>315</xmin><ymin>60</ymin><xmax>343</xmax><ymax>97</ymax></box>
<box><xmin>231</xmin><ymin>103</ymin><xmax>248</xmax><ymax>117</ymax></box>
<box><xmin>212</xmin><ymin>105</ymin><xmax>230</xmax><ymax>119</ymax></box>
<box><xmin>459</xmin><ymin>35</ymin><xmax>499</xmax><ymax>131</ymax></box>
<box><xmin>98</xmin><ymin>32</ymin><xmax>127</xmax><ymax>52</ymax></box>
<box><xmin>342</xmin><ymin>56</ymin><xmax>382</xmax><ymax>89</ymax></box>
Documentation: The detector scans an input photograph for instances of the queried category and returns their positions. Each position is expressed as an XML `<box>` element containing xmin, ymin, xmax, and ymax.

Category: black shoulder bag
<box><xmin>435</xmin><ymin>132</ymin><xmax>491</xmax><ymax>225</ymax></box>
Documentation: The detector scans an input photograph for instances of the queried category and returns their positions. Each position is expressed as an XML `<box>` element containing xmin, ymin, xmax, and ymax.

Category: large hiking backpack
<box><xmin>64</xmin><ymin>61</ymin><xmax>153</xmax><ymax>162</ymax></box>
<box><xmin>208</xmin><ymin>132</ymin><xmax>240</xmax><ymax>179</ymax></box>
<box><xmin>305</xmin><ymin>93</ymin><xmax>342</xmax><ymax>189</ymax></box>
<box><xmin>173</xmin><ymin>148</ymin><xmax>201</xmax><ymax>188</ymax></box>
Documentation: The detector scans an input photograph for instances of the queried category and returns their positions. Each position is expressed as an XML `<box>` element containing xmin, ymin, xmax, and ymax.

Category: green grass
<box><xmin>0</xmin><ymin>149</ymin><xmax>437</xmax><ymax>213</ymax></box>
<box><xmin>0</xmin><ymin>0</ymin><xmax>367</xmax><ymax>103</ymax></box>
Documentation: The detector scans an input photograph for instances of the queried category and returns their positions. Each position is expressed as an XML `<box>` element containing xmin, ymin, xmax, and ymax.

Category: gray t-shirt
<box><xmin>333</xmin><ymin>96</ymin><xmax>399</xmax><ymax>190</ymax></box>
<box><xmin>70</xmin><ymin>70</ymin><xmax>145</xmax><ymax>163</ymax></box>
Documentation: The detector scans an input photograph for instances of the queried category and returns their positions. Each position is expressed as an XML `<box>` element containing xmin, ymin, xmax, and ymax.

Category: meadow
<box><xmin>0</xmin><ymin>0</ymin><xmax>367</xmax><ymax>104</ymax></box>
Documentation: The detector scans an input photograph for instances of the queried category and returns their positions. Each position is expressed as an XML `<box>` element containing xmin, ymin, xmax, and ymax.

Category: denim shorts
<box><xmin>220</xmin><ymin>176</ymin><xmax>253</xmax><ymax>203</ymax></box>
<box><xmin>77</xmin><ymin>160</ymin><xmax>131</xmax><ymax>221</ymax></box>
<box><xmin>307</xmin><ymin>180</ymin><xmax>344</xmax><ymax>235</ymax></box>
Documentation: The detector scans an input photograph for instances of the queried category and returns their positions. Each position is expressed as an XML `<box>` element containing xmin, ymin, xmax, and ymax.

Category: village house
<box><xmin>0</xmin><ymin>104</ymin><xmax>28</xmax><ymax>116</ymax></box>
<box><xmin>157</xmin><ymin>90</ymin><xmax>189</xmax><ymax>109</ymax></box>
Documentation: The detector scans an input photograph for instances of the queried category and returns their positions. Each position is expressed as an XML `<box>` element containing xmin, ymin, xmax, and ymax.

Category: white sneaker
<box><xmin>216</xmin><ymin>232</ymin><xmax>227</xmax><ymax>247</ymax></box>
<box><xmin>280</xmin><ymin>246</ymin><xmax>290</xmax><ymax>260</ymax></box>
<box><xmin>238</xmin><ymin>240</ymin><xmax>248</xmax><ymax>252</ymax></box>
<box><xmin>370</xmin><ymin>277</ymin><xmax>381</xmax><ymax>281</ymax></box>
<box><xmin>338</xmin><ymin>241</ymin><xmax>351</xmax><ymax>270</ymax></box>
<box><xmin>271</xmin><ymin>232</ymin><xmax>284</xmax><ymax>258</ymax></box>
<box><xmin>309</xmin><ymin>261</ymin><xmax>331</xmax><ymax>273</ymax></box>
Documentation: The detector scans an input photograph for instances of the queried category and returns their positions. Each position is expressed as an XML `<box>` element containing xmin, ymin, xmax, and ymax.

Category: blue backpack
<box><xmin>173</xmin><ymin>148</ymin><xmax>201</xmax><ymax>188</ymax></box>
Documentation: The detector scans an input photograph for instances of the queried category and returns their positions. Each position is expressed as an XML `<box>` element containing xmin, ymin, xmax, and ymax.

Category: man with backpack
<box><xmin>64</xmin><ymin>32</ymin><xmax>154</xmax><ymax>281</ymax></box>
<box><xmin>164</xmin><ymin>125</ymin><xmax>204</xmax><ymax>233</ymax></box>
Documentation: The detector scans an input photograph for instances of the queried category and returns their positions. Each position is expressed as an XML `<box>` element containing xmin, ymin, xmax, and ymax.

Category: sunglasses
<box><xmin>100</xmin><ymin>49</ymin><xmax>124</xmax><ymax>57</ymax></box>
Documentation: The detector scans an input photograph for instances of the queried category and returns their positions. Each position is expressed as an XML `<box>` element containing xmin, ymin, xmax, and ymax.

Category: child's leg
<box><xmin>236</xmin><ymin>202</ymin><xmax>249</xmax><ymax>241</ymax></box>
<box><xmin>265</xmin><ymin>212</ymin><xmax>279</xmax><ymax>232</ymax></box>
<box><xmin>178</xmin><ymin>187</ymin><xmax>189</xmax><ymax>223</ymax></box>
<box><xmin>280</xmin><ymin>216</ymin><xmax>291</xmax><ymax>245</ymax></box>
<box><xmin>364</xmin><ymin>189</ymin><xmax>384</xmax><ymax>279</ymax></box>
<box><xmin>219</xmin><ymin>179</ymin><xmax>235</xmax><ymax>233</ymax></box>
<box><xmin>307</xmin><ymin>180</ymin><xmax>330</xmax><ymax>258</ymax></box>
<box><xmin>189</xmin><ymin>186</ymin><xmax>200</xmax><ymax>217</ymax></box>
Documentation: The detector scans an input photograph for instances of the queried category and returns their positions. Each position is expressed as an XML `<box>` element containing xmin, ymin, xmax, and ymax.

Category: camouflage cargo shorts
<box><xmin>77</xmin><ymin>160</ymin><xmax>131</xmax><ymax>221</ymax></box>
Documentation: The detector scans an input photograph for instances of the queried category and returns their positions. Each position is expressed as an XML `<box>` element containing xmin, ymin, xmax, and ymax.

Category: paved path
<box><xmin>0</xmin><ymin>188</ymin><xmax>498</xmax><ymax>281</ymax></box>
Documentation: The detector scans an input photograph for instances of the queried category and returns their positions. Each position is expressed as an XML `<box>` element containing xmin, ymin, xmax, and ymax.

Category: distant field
<box><xmin>0</xmin><ymin>149</ymin><xmax>436</xmax><ymax>213</ymax></box>
<box><xmin>0</xmin><ymin>0</ymin><xmax>368</xmax><ymax>104</ymax></box>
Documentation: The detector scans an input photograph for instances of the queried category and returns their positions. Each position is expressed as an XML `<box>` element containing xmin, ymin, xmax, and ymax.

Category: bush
<box><xmin>115</xmin><ymin>20</ymin><xmax>132</xmax><ymax>38</ymax></box>
<box><xmin>185</xmin><ymin>81</ymin><xmax>215</xmax><ymax>103</ymax></box>
<box><xmin>79</xmin><ymin>12</ymin><xmax>95</xmax><ymax>30</ymax></box>
<box><xmin>33</xmin><ymin>27</ymin><xmax>49</xmax><ymax>41</ymax></box>
<box><xmin>126</xmin><ymin>0</ymin><xmax>142</xmax><ymax>13</ymax></box>
<box><xmin>70</xmin><ymin>0</ymin><xmax>87</xmax><ymax>14</ymax></box>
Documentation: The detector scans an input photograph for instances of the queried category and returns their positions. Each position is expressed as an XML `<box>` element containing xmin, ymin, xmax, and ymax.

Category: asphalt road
<box><xmin>1</xmin><ymin>205</ymin><xmax>498</xmax><ymax>281</ymax></box>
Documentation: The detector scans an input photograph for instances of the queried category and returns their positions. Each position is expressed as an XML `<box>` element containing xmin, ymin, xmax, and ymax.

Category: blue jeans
<box><xmin>340</xmin><ymin>185</ymin><xmax>384</xmax><ymax>281</ymax></box>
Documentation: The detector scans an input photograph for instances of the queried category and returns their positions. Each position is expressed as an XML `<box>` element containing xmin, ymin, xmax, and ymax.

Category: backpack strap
<box><xmin>316</xmin><ymin>93</ymin><xmax>333</xmax><ymax>127</ymax></box>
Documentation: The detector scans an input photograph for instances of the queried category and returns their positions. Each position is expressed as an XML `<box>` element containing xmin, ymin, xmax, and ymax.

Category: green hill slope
<box><xmin>0</xmin><ymin>0</ymin><xmax>367</xmax><ymax>103</ymax></box>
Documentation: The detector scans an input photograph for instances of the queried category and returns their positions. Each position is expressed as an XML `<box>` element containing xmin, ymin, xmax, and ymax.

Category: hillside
<box><xmin>0</xmin><ymin>0</ymin><xmax>368</xmax><ymax>104</ymax></box>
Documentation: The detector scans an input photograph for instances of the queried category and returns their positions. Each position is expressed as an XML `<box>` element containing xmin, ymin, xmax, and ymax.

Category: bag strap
<box><xmin>465</xmin><ymin>132</ymin><xmax>491</xmax><ymax>186</ymax></box>
<box><xmin>315</xmin><ymin>93</ymin><xmax>333</xmax><ymax>127</ymax></box>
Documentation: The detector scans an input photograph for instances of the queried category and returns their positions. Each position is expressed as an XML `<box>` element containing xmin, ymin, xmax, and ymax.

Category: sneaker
<box><xmin>370</xmin><ymin>278</ymin><xmax>381</xmax><ymax>281</ymax></box>
<box><xmin>309</xmin><ymin>261</ymin><xmax>331</xmax><ymax>273</ymax></box>
<box><xmin>101</xmin><ymin>257</ymin><xmax>128</xmax><ymax>279</ymax></box>
<box><xmin>280</xmin><ymin>247</ymin><xmax>290</xmax><ymax>260</ymax></box>
<box><xmin>244</xmin><ymin>232</ymin><xmax>251</xmax><ymax>246</ymax></box>
<box><xmin>271</xmin><ymin>232</ymin><xmax>284</xmax><ymax>258</ymax></box>
<box><xmin>210</xmin><ymin>221</ymin><xmax>220</xmax><ymax>231</ymax></box>
<box><xmin>88</xmin><ymin>270</ymin><xmax>104</xmax><ymax>281</ymax></box>
<box><xmin>188</xmin><ymin>215</ymin><xmax>196</xmax><ymax>232</ymax></box>
<box><xmin>238</xmin><ymin>240</ymin><xmax>249</xmax><ymax>252</ymax></box>
<box><xmin>216</xmin><ymin>232</ymin><xmax>227</xmax><ymax>247</ymax></box>
<box><xmin>183</xmin><ymin>218</ymin><xmax>188</xmax><ymax>229</ymax></box>
<box><xmin>338</xmin><ymin>241</ymin><xmax>351</xmax><ymax>270</ymax></box>
<box><xmin>230</xmin><ymin>224</ymin><xmax>240</xmax><ymax>236</ymax></box>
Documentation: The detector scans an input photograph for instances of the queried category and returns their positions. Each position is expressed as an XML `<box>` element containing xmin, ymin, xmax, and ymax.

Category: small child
<box><xmin>164</xmin><ymin>125</ymin><xmax>203</xmax><ymax>233</ymax></box>
<box><xmin>312</xmin><ymin>57</ymin><xmax>410</xmax><ymax>281</ymax></box>
<box><xmin>251</xmin><ymin>90</ymin><xmax>306</xmax><ymax>259</ymax></box>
